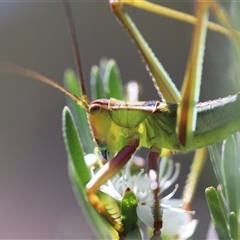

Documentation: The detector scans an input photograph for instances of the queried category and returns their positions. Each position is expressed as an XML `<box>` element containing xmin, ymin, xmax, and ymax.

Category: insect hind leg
<box><xmin>109</xmin><ymin>0</ymin><xmax>181</xmax><ymax>103</ymax></box>
<box><xmin>177</xmin><ymin>0</ymin><xmax>240</xmax><ymax>147</ymax></box>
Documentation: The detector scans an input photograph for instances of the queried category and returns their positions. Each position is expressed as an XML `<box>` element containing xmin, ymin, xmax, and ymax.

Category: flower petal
<box><xmin>137</xmin><ymin>204</ymin><xmax>154</xmax><ymax>227</ymax></box>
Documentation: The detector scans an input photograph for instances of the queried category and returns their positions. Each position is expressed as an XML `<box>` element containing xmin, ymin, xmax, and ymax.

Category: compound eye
<box><xmin>89</xmin><ymin>104</ymin><xmax>101</xmax><ymax>115</ymax></box>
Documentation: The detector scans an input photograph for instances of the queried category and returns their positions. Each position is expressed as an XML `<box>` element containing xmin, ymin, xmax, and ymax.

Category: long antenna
<box><xmin>0</xmin><ymin>61</ymin><xmax>88</xmax><ymax>111</ymax></box>
<box><xmin>62</xmin><ymin>0</ymin><xmax>88</xmax><ymax>103</ymax></box>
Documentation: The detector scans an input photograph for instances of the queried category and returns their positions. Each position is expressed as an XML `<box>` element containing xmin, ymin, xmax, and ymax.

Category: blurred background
<box><xmin>0</xmin><ymin>1</ymin><xmax>235</xmax><ymax>239</ymax></box>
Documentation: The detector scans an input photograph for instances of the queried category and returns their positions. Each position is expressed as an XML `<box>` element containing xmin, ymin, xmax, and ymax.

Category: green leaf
<box><xmin>62</xmin><ymin>106</ymin><xmax>112</xmax><ymax>239</ymax></box>
<box><xmin>205</xmin><ymin>186</ymin><xmax>230</xmax><ymax>239</ymax></box>
<box><xmin>222</xmin><ymin>135</ymin><xmax>240</xmax><ymax>215</ymax></box>
<box><xmin>228</xmin><ymin>212</ymin><xmax>238</xmax><ymax>240</ymax></box>
<box><xmin>62</xmin><ymin>106</ymin><xmax>90</xmax><ymax>185</ymax></box>
<box><xmin>121</xmin><ymin>188</ymin><xmax>138</xmax><ymax>235</ymax></box>
<box><xmin>90</xmin><ymin>65</ymin><xmax>106</xmax><ymax>99</ymax></box>
<box><xmin>208</xmin><ymin>144</ymin><xmax>224</xmax><ymax>185</ymax></box>
<box><xmin>103</xmin><ymin>59</ymin><xmax>124</xmax><ymax>100</ymax></box>
<box><xmin>64</xmin><ymin>69</ymin><xmax>94</xmax><ymax>153</ymax></box>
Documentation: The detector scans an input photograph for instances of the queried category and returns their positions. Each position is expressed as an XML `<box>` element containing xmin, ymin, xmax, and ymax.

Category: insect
<box><xmin>1</xmin><ymin>0</ymin><xmax>240</xmax><ymax>238</ymax></box>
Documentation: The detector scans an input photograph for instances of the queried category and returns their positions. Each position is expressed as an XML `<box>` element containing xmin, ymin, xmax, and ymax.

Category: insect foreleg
<box><xmin>86</xmin><ymin>138</ymin><xmax>140</xmax><ymax>233</ymax></box>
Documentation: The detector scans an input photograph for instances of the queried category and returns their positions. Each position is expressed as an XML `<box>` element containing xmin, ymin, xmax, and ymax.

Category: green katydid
<box><xmin>1</xmin><ymin>0</ymin><xmax>240</xmax><ymax>238</ymax></box>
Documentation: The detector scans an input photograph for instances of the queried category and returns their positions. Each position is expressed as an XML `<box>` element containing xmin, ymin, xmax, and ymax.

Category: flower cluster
<box><xmin>87</xmin><ymin>154</ymin><xmax>198</xmax><ymax>239</ymax></box>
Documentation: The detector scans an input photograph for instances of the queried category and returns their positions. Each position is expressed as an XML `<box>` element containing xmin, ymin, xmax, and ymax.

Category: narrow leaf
<box><xmin>62</xmin><ymin>106</ymin><xmax>90</xmax><ymax>185</ymax></box>
<box><xmin>222</xmin><ymin>135</ymin><xmax>240</xmax><ymax>215</ymax></box>
<box><xmin>205</xmin><ymin>186</ymin><xmax>230</xmax><ymax>239</ymax></box>
<box><xmin>62</xmin><ymin>106</ymin><xmax>112</xmax><ymax>239</ymax></box>
<box><xmin>121</xmin><ymin>188</ymin><xmax>138</xmax><ymax>234</ymax></box>
<box><xmin>103</xmin><ymin>59</ymin><xmax>124</xmax><ymax>100</ymax></box>
<box><xmin>64</xmin><ymin>69</ymin><xmax>94</xmax><ymax>153</ymax></box>
<box><xmin>90</xmin><ymin>65</ymin><xmax>106</xmax><ymax>99</ymax></box>
<box><xmin>228</xmin><ymin>212</ymin><xmax>238</xmax><ymax>240</ymax></box>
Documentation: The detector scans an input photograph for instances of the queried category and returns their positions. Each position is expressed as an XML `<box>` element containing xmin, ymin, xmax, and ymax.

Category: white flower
<box><xmin>161</xmin><ymin>199</ymin><xmax>198</xmax><ymax>239</ymax></box>
<box><xmin>85</xmin><ymin>154</ymin><xmax>198</xmax><ymax>239</ymax></box>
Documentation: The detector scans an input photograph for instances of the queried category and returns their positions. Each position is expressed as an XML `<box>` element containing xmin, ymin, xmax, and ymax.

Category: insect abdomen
<box><xmin>191</xmin><ymin>93</ymin><xmax>240</xmax><ymax>149</ymax></box>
